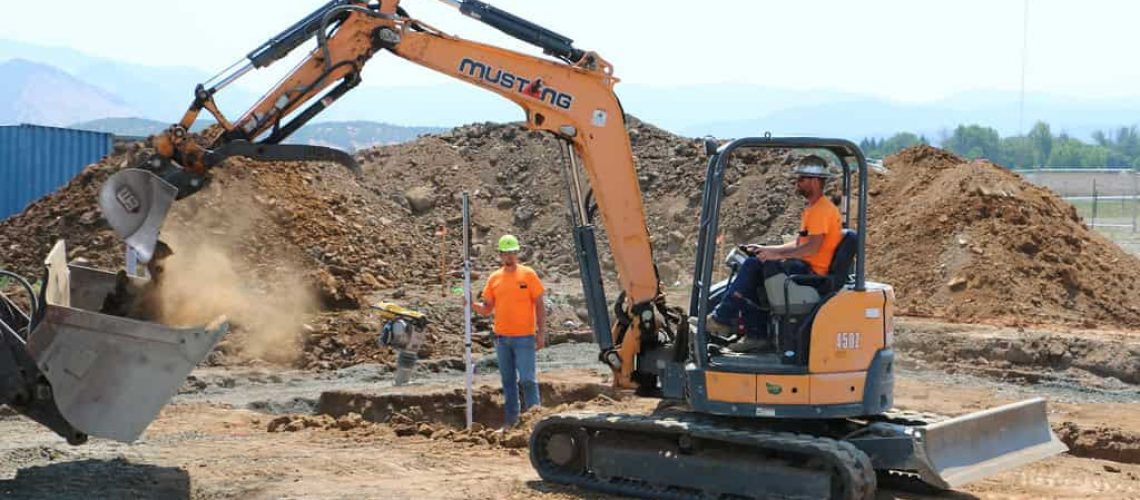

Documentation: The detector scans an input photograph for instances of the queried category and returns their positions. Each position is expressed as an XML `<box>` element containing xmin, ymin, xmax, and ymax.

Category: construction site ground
<box><xmin>4</xmin><ymin>123</ymin><xmax>1140</xmax><ymax>498</ymax></box>
<box><xmin>2</xmin><ymin>317</ymin><xmax>1139</xmax><ymax>500</ymax></box>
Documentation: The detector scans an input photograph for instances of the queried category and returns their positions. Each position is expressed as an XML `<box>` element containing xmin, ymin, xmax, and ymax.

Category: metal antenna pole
<box><xmin>1018</xmin><ymin>0</ymin><xmax>1030</xmax><ymax>135</ymax></box>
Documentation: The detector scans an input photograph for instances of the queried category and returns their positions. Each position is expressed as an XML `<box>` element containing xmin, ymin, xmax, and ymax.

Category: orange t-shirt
<box><xmin>482</xmin><ymin>264</ymin><xmax>545</xmax><ymax>336</ymax></box>
<box><xmin>798</xmin><ymin>196</ymin><xmax>842</xmax><ymax>275</ymax></box>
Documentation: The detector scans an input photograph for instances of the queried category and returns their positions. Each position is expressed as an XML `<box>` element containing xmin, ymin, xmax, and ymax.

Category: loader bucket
<box><xmin>24</xmin><ymin>242</ymin><xmax>226</xmax><ymax>443</ymax></box>
<box><xmin>912</xmin><ymin>397</ymin><xmax>1067</xmax><ymax>489</ymax></box>
<box><xmin>98</xmin><ymin>168</ymin><xmax>178</xmax><ymax>263</ymax></box>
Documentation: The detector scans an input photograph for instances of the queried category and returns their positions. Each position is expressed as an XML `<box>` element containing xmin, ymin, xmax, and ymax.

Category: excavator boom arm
<box><xmin>101</xmin><ymin>0</ymin><xmax>662</xmax><ymax>387</ymax></box>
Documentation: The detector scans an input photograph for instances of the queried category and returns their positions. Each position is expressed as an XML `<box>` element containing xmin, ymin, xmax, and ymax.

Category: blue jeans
<box><xmin>495</xmin><ymin>335</ymin><xmax>540</xmax><ymax>426</ymax></box>
<box><xmin>713</xmin><ymin>257</ymin><xmax>812</xmax><ymax>339</ymax></box>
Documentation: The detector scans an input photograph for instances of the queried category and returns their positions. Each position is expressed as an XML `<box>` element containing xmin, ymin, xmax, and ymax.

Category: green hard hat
<box><xmin>498</xmin><ymin>234</ymin><xmax>521</xmax><ymax>253</ymax></box>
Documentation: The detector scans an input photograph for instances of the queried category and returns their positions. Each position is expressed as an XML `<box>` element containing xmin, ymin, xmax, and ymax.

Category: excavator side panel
<box><xmin>809</xmin><ymin>289</ymin><xmax>888</xmax><ymax>374</ymax></box>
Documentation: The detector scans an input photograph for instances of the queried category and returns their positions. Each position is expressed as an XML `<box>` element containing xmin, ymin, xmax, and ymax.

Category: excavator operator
<box><xmin>706</xmin><ymin>155</ymin><xmax>842</xmax><ymax>352</ymax></box>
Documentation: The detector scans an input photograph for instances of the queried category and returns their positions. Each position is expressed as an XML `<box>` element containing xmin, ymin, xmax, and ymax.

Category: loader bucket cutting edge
<box><xmin>913</xmin><ymin>397</ymin><xmax>1067</xmax><ymax>489</ymax></box>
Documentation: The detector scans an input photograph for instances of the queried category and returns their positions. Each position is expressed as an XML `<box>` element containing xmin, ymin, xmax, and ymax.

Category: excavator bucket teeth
<box><xmin>25</xmin><ymin>242</ymin><xmax>226</xmax><ymax>443</ymax></box>
<box><xmin>98</xmin><ymin>168</ymin><xmax>178</xmax><ymax>263</ymax></box>
<box><xmin>912</xmin><ymin>397</ymin><xmax>1067</xmax><ymax>489</ymax></box>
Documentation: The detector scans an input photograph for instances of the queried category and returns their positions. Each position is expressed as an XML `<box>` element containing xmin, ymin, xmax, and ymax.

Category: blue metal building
<box><xmin>0</xmin><ymin>124</ymin><xmax>113</xmax><ymax>220</ymax></box>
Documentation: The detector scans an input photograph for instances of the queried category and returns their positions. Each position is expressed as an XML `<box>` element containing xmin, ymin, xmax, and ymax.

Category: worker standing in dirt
<box><xmin>470</xmin><ymin>234</ymin><xmax>546</xmax><ymax>428</ymax></box>
<box><xmin>706</xmin><ymin>155</ymin><xmax>842</xmax><ymax>352</ymax></box>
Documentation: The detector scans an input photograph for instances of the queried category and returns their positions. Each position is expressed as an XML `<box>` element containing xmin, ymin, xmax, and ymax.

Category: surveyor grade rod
<box><xmin>462</xmin><ymin>192</ymin><xmax>474</xmax><ymax>430</ymax></box>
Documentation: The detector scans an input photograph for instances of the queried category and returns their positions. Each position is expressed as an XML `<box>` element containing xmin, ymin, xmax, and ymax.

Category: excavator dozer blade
<box><xmin>912</xmin><ymin>397</ymin><xmax>1067</xmax><ymax>489</ymax></box>
<box><xmin>98</xmin><ymin>168</ymin><xmax>178</xmax><ymax>263</ymax></box>
<box><xmin>25</xmin><ymin>242</ymin><xmax>226</xmax><ymax>443</ymax></box>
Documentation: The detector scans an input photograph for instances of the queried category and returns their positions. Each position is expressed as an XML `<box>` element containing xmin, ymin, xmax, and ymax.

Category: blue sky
<box><xmin>2</xmin><ymin>0</ymin><xmax>1138</xmax><ymax>102</ymax></box>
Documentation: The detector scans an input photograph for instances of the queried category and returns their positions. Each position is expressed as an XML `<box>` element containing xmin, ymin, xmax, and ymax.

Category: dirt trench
<box><xmin>256</xmin><ymin>380</ymin><xmax>633</xmax><ymax>452</ymax></box>
<box><xmin>894</xmin><ymin>320</ymin><xmax>1140</xmax><ymax>386</ymax></box>
<box><xmin>317</xmin><ymin>381</ymin><xmax>616</xmax><ymax>431</ymax></box>
<box><xmin>1056</xmin><ymin>422</ymin><xmax>1140</xmax><ymax>465</ymax></box>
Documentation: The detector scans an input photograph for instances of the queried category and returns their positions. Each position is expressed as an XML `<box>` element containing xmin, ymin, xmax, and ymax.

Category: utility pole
<box><xmin>1018</xmin><ymin>0</ymin><xmax>1030</xmax><ymax>135</ymax></box>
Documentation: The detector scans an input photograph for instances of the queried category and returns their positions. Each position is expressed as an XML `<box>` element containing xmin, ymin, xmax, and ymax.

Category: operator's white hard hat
<box><xmin>793</xmin><ymin>156</ymin><xmax>836</xmax><ymax>179</ymax></box>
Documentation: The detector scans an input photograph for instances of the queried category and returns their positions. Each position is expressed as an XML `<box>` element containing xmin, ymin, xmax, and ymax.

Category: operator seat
<box><xmin>755</xmin><ymin>229</ymin><xmax>858</xmax><ymax>364</ymax></box>
<box><xmin>763</xmin><ymin>229</ymin><xmax>858</xmax><ymax>340</ymax></box>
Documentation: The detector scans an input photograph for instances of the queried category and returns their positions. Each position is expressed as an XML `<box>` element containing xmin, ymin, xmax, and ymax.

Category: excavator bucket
<box><xmin>98</xmin><ymin>168</ymin><xmax>178</xmax><ymax>263</ymax></box>
<box><xmin>911</xmin><ymin>397</ymin><xmax>1067</xmax><ymax>489</ymax></box>
<box><xmin>24</xmin><ymin>241</ymin><xmax>226</xmax><ymax>442</ymax></box>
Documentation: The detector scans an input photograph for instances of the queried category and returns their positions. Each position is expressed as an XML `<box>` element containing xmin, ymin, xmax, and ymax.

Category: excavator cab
<box><xmin>696</xmin><ymin>140</ymin><xmax>868</xmax><ymax>373</ymax></box>
<box><xmin>680</xmin><ymin>137</ymin><xmax>1067</xmax><ymax>489</ymax></box>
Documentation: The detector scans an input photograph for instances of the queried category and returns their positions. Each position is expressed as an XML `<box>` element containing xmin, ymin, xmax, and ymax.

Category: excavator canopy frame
<box><xmin>689</xmin><ymin>137</ymin><xmax>869</xmax><ymax>363</ymax></box>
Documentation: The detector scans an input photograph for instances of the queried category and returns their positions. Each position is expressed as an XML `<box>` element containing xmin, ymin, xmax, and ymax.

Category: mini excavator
<box><xmin>80</xmin><ymin>0</ymin><xmax>1064</xmax><ymax>497</ymax></box>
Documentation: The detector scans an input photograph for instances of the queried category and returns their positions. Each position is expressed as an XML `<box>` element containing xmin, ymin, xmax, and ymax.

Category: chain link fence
<box><xmin>1016</xmin><ymin>168</ymin><xmax>1140</xmax><ymax>254</ymax></box>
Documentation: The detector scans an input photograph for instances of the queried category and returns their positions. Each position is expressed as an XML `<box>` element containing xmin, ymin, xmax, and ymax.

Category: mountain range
<box><xmin>4</xmin><ymin>38</ymin><xmax>1140</xmax><ymax>143</ymax></box>
<box><xmin>0</xmin><ymin>59</ymin><xmax>139</xmax><ymax>126</ymax></box>
<box><xmin>69</xmin><ymin>117</ymin><xmax>444</xmax><ymax>151</ymax></box>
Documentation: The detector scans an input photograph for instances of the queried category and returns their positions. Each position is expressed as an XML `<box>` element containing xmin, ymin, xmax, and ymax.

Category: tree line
<box><xmin>860</xmin><ymin>122</ymin><xmax>1140</xmax><ymax>169</ymax></box>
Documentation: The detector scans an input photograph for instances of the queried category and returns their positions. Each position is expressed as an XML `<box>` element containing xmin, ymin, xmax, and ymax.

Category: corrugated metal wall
<box><xmin>0</xmin><ymin>124</ymin><xmax>113</xmax><ymax>220</ymax></box>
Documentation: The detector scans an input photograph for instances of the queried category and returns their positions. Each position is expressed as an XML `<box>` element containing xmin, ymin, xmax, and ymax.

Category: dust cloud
<box><xmin>152</xmin><ymin>186</ymin><xmax>319</xmax><ymax>365</ymax></box>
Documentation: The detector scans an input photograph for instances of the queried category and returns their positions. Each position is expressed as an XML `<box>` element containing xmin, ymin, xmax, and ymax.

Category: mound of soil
<box><xmin>0</xmin><ymin>142</ymin><xmax>147</xmax><ymax>276</ymax></box>
<box><xmin>5</xmin><ymin>120</ymin><xmax>1139</xmax><ymax>372</ymax></box>
<box><xmin>867</xmin><ymin>146</ymin><xmax>1140</xmax><ymax>329</ymax></box>
<box><xmin>0</xmin><ymin>116</ymin><xmax>804</xmax><ymax>369</ymax></box>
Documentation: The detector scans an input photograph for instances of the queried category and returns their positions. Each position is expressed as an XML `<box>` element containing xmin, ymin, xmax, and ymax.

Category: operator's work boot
<box><xmin>728</xmin><ymin>336</ymin><xmax>772</xmax><ymax>353</ymax></box>
<box><xmin>705</xmin><ymin>314</ymin><xmax>734</xmax><ymax>334</ymax></box>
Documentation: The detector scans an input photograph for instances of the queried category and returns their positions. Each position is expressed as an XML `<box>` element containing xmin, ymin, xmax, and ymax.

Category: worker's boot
<box><xmin>728</xmin><ymin>336</ymin><xmax>772</xmax><ymax>353</ymax></box>
<box><xmin>704</xmin><ymin>314</ymin><xmax>735</xmax><ymax>334</ymax></box>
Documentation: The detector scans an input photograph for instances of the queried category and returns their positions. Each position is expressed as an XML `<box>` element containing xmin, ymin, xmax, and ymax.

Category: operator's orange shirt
<box><xmin>482</xmin><ymin>264</ymin><xmax>545</xmax><ymax>336</ymax></box>
<box><xmin>798</xmin><ymin>196</ymin><xmax>842</xmax><ymax>275</ymax></box>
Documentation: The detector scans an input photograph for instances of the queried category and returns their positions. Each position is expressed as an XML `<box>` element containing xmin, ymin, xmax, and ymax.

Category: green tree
<box><xmin>943</xmin><ymin>125</ymin><xmax>1001</xmax><ymax>161</ymax></box>
<box><xmin>1046</xmin><ymin>138</ymin><xmax>1084</xmax><ymax>166</ymax></box>
<box><xmin>859</xmin><ymin>133</ymin><xmax>926</xmax><ymax>158</ymax></box>
<box><xmin>860</xmin><ymin>122</ymin><xmax>1140</xmax><ymax>169</ymax></box>
<box><xmin>880</xmin><ymin>132</ymin><xmax>925</xmax><ymax>155</ymax></box>
<box><xmin>998</xmin><ymin>136</ymin><xmax>1036</xmax><ymax>168</ymax></box>
<box><xmin>1047</xmin><ymin>138</ymin><xmax>1111</xmax><ymax>167</ymax></box>
<box><xmin>1027</xmin><ymin>121</ymin><xmax>1052</xmax><ymax>166</ymax></box>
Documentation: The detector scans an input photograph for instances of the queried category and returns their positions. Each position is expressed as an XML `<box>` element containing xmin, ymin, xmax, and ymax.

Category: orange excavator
<box><xmin>87</xmin><ymin>1</ymin><xmax>1065</xmax><ymax>497</ymax></box>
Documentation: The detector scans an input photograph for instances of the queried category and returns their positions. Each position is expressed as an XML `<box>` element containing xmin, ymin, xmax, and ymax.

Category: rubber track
<box><xmin>865</xmin><ymin>409</ymin><xmax>952</xmax><ymax>489</ymax></box>
<box><xmin>531</xmin><ymin>411</ymin><xmax>876</xmax><ymax>500</ymax></box>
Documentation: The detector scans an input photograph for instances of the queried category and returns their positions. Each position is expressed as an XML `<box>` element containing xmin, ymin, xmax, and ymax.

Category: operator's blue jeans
<box><xmin>494</xmin><ymin>334</ymin><xmax>540</xmax><ymax>426</ymax></box>
<box><xmin>712</xmin><ymin>257</ymin><xmax>812</xmax><ymax>339</ymax></box>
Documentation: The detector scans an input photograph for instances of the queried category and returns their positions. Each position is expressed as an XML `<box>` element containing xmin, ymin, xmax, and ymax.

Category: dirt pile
<box><xmin>867</xmin><ymin>146</ymin><xmax>1140</xmax><ymax>329</ymax></box>
<box><xmin>296</xmin><ymin>117</ymin><xmax>799</xmax><ymax>366</ymax></box>
<box><xmin>0</xmin><ymin>140</ymin><xmax>484</xmax><ymax>367</ymax></box>
<box><xmin>266</xmin><ymin>412</ymin><xmax>385</xmax><ymax>434</ymax></box>
<box><xmin>0</xmin><ymin>116</ymin><xmax>809</xmax><ymax>370</ymax></box>
<box><xmin>0</xmin><ymin>142</ymin><xmax>148</xmax><ymax>276</ymax></box>
<box><xmin>355</xmin><ymin>117</ymin><xmax>800</xmax><ymax>289</ymax></box>
<box><xmin>7</xmin><ymin>118</ymin><xmax>1139</xmax><ymax>371</ymax></box>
